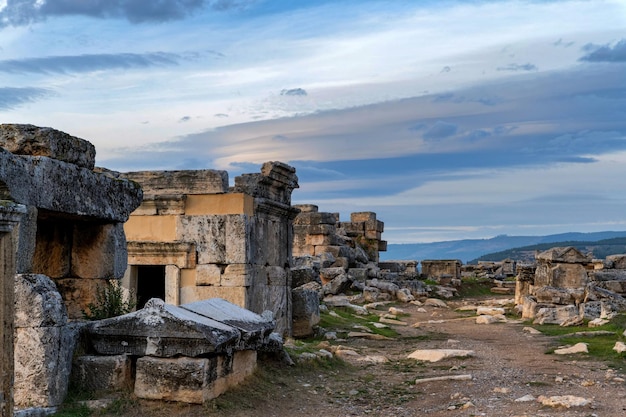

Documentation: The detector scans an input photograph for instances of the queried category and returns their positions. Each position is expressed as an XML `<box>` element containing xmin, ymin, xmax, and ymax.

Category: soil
<box><xmin>86</xmin><ymin>296</ymin><xmax>626</xmax><ymax>417</ymax></box>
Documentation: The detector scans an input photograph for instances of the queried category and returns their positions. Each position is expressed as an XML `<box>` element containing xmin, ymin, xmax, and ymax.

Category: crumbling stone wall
<box><xmin>0</xmin><ymin>124</ymin><xmax>143</xmax><ymax>318</ymax></box>
<box><xmin>122</xmin><ymin>162</ymin><xmax>299</xmax><ymax>335</ymax></box>
<box><xmin>421</xmin><ymin>260</ymin><xmax>461</xmax><ymax>284</ymax></box>
<box><xmin>0</xmin><ymin>124</ymin><xmax>142</xmax><ymax>412</ymax></box>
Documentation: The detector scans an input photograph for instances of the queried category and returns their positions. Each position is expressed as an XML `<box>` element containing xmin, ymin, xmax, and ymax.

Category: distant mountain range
<box><xmin>381</xmin><ymin>231</ymin><xmax>626</xmax><ymax>264</ymax></box>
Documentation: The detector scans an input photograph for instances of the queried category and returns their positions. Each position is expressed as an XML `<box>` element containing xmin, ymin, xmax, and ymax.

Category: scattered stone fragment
<box><xmin>424</xmin><ymin>298</ymin><xmax>449</xmax><ymax>308</ymax></box>
<box><xmin>537</xmin><ymin>395</ymin><xmax>591</xmax><ymax>408</ymax></box>
<box><xmin>347</xmin><ymin>331</ymin><xmax>389</xmax><ymax>340</ymax></box>
<box><xmin>372</xmin><ymin>322</ymin><xmax>388</xmax><ymax>329</ymax></box>
<box><xmin>334</xmin><ymin>349</ymin><xmax>360</xmax><ymax>359</ymax></box>
<box><xmin>522</xmin><ymin>327</ymin><xmax>542</xmax><ymax>334</ymax></box>
<box><xmin>613</xmin><ymin>341</ymin><xmax>626</xmax><ymax>353</ymax></box>
<box><xmin>460</xmin><ymin>401</ymin><xmax>474</xmax><ymax>409</ymax></box>
<box><xmin>571</xmin><ymin>330</ymin><xmax>614</xmax><ymax>337</ymax></box>
<box><xmin>476</xmin><ymin>314</ymin><xmax>506</xmax><ymax>324</ymax></box>
<box><xmin>388</xmin><ymin>307</ymin><xmax>404</xmax><ymax>315</ymax></box>
<box><xmin>514</xmin><ymin>394</ymin><xmax>535</xmax><ymax>402</ymax></box>
<box><xmin>493</xmin><ymin>387</ymin><xmax>510</xmax><ymax>394</ymax></box>
<box><xmin>407</xmin><ymin>349</ymin><xmax>474</xmax><ymax>362</ymax></box>
<box><xmin>414</xmin><ymin>374</ymin><xmax>473</xmax><ymax>384</ymax></box>
<box><xmin>588</xmin><ymin>318</ymin><xmax>610</xmax><ymax>327</ymax></box>
<box><xmin>416</xmin><ymin>308</ymin><xmax>427</xmax><ymax>313</ymax></box>
<box><xmin>357</xmin><ymin>355</ymin><xmax>389</xmax><ymax>364</ymax></box>
<box><xmin>554</xmin><ymin>343</ymin><xmax>588</xmax><ymax>355</ymax></box>
<box><xmin>379</xmin><ymin>317</ymin><xmax>408</xmax><ymax>326</ymax></box>
<box><xmin>298</xmin><ymin>352</ymin><xmax>318</xmax><ymax>362</ymax></box>
<box><xmin>581</xmin><ymin>380</ymin><xmax>595</xmax><ymax>387</ymax></box>
<box><xmin>476</xmin><ymin>307</ymin><xmax>505</xmax><ymax>316</ymax></box>
<box><xmin>317</xmin><ymin>349</ymin><xmax>333</xmax><ymax>359</ymax></box>
<box><xmin>324</xmin><ymin>331</ymin><xmax>337</xmax><ymax>340</ymax></box>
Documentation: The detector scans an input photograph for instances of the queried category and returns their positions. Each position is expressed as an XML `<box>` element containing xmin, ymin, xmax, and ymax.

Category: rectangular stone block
<box><xmin>32</xmin><ymin>217</ymin><xmax>72</xmax><ymax>278</ymax></box>
<box><xmin>185</xmin><ymin>193</ymin><xmax>254</xmax><ymax>216</ymax></box>
<box><xmin>351</xmin><ymin>212</ymin><xmax>376</xmax><ymax>222</ymax></box>
<box><xmin>221</xmin><ymin>264</ymin><xmax>254</xmax><ymax>287</ymax></box>
<box><xmin>365</xmin><ymin>219</ymin><xmax>384</xmax><ymax>232</ymax></box>
<box><xmin>196</xmin><ymin>263</ymin><xmax>222</xmax><ymax>286</ymax></box>
<box><xmin>340</xmin><ymin>222</ymin><xmax>364</xmax><ymax>236</ymax></box>
<box><xmin>125</xmin><ymin>215</ymin><xmax>178</xmax><ymax>242</ymax></box>
<box><xmin>135</xmin><ymin>356</ymin><xmax>207</xmax><ymax>404</ymax></box>
<box><xmin>178</xmin><ymin>215</ymin><xmax>226</xmax><ymax>264</ymax></box>
<box><xmin>54</xmin><ymin>277</ymin><xmax>109</xmax><ymax>319</ymax></box>
<box><xmin>364</xmin><ymin>229</ymin><xmax>382</xmax><ymax>240</ymax></box>
<box><xmin>378</xmin><ymin>240</ymin><xmax>388</xmax><ymax>251</ymax></box>
<box><xmin>72</xmin><ymin>223</ymin><xmax>124</xmax><ymax>279</ymax></box>
<box><xmin>71</xmin><ymin>355</ymin><xmax>132</xmax><ymax>392</ymax></box>
<box><xmin>122</xmin><ymin>169</ymin><xmax>229</xmax><ymax>196</ymax></box>
<box><xmin>180</xmin><ymin>285</ymin><xmax>248</xmax><ymax>308</ymax></box>
<box><xmin>294</xmin><ymin>212</ymin><xmax>337</xmax><ymax>226</ymax></box>
<box><xmin>225</xmin><ymin>215</ymin><xmax>250</xmax><ymax>264</ymax></box>
<box><xmin>306</xmin><ymin>234</ymin><xmax>338</xmax><ymax>246</ymax></box>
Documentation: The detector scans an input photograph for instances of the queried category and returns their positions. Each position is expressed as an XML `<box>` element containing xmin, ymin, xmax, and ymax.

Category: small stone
<box><xmin>613</xmin><ymin>341</ymin><xmax>626</xmax><ymax>353</ymax></box>
<box><xmin>537</xmin><ymin>395</ymin><xmax>591</xmax><ymax>408</ymax></box>
<box><xmin>324</xmin><ymin>331</ymin><xmax>337</xmax><ymax>340</ymax></box>
<box><xmin>522</xmin><ymin>326</ymin><xmax>542</xmax><ymax>334</ymax></box>
<box><xmin>493</xmin><ymin>387</ymin><xmax>510</xmax><ymax>394</ymax></box>
<box><xmin>476</xmin><ymin>315</ymin><xmax>498</xmax><ymax>324</ymax></box>
<box><xmin>588</xmin><ymin>318</ymin><xmax>610</xmax><ymax>327</ymax></box>
<box><xmin>461</xmin><ymin>401</ymin><xmax>474</xmax><ymax>409</ymax></box>
<box><xmin>407</xmin><ymin>349</ymin><xmax>474</xmax><ymax>362</ymax></box>
<box><xmin>417</xmin><ymin>308</ymin><xmax>427</xmax><ymax>313</ymax></box>
<box><xmin>317</xmin><ymin>349</ymin><xmax>333</xmax><ymax>359</ymax></box>
<box><xmin>554</xmin><ymin>343</ymin><xmax>588</xmax><ymax>355</ymax></box>
<box><xmin>388</xmin><ymin>307</ymin><xmax>405</xmax><ymax>315</ymax></box>
<box><xmin>424</xmin><ymin>298</ymin><xmax>449</xmax><ymax>308</ymax></box>
<box><xmin>476</xmin><ymin>307</ymin><xmax>505</xmax><ymax>316</ymax></box>
<box><xmin>515</xmin><ymin>394</ymin><xmax>535</xmax><ymax>402</ymax></box>
<box><xmin>581</xmin><ymin>380</ymin><xmax>595</xmax><ymax>387</ymax></box>
<box><xmin>372</xmin><ymin>322</ymin><xmax>389</xmax><ymax>329</ymax></box>
<box><xmin>555</xmin><ymin>376</ymin><xmax>564</xmax><ymax>383</ymax></box>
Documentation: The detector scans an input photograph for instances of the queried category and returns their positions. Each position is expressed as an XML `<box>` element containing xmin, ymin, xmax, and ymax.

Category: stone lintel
<box><xmin>0</xmin><ymin>150</ymin><xmax>142</xmax><ymax>222</ymax></box>
<box><xmin>127</xmin><ymin>241</ymin><xmax>197</xmax><ymax>269</ymax></box>
<box><xmin>122</xmin><ymin>169</ymin><xmax>229</xmax><ymax>196</ymax></box>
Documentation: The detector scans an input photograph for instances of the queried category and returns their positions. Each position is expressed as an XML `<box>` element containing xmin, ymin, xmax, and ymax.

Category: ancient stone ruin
<box><xmin>0</xmin><ymin>124</ymin><xmax>143</xmax><ymax>414</ymax></box>
<box><xmin>120</xmin><ymin>162</ymin><xmax>299</xmax><ymax>335</ymax></box>
<box><xmin>74</xmin><ymin>297</ymin><xmax>275</xmax><ymax>403</ymax></box>
<box><xmin>516</xmin><ymin>246</ymin><xmax>626</xmax><ymax>325</ymax></box>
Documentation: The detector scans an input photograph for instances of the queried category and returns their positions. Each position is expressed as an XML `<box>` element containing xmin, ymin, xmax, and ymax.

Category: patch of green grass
<box><xmin>534</xmin><ymin>314</ymin><xmax>626</xmax><ymax>372</ymax></box>
<box><xmin>52</xmin><ymin>404</ymin><xmax>92</xmax><ymax>417</ymax></box>
<box><xmin>456</xmin><ymin>277</ymin><xmax>494</xmax><ymax>298</ymax></box>
<box><xmin>318</xmin><ymin>307</ymin><xmax>399</xmax><ymax>338</ymax></box>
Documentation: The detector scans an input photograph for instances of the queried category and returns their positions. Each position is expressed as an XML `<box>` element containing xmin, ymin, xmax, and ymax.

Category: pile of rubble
<box><xmin>289</xmin><ymin>205</ymin><xmax>458</xmax><ymax>337</ymax></box>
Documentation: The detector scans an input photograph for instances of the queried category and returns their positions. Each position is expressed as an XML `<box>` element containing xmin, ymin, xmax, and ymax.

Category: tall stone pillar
<box><xmin>0</xmin><ymin>202</ymin><xmax>26</xmax><ymax>417</ymax></box>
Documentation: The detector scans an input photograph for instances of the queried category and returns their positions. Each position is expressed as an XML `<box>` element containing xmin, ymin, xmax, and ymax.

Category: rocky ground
<box><xmin>65</xmin><ymin>294</ymin><xmax>626</xmax><ymax>417</ymax></box>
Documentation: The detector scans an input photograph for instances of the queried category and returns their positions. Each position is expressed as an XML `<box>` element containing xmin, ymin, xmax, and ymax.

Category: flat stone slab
<box><xmin>180</xmin><ymin>298</ymin><xmax>275</xmax><ymax>349</ymax></box>
<box><xmin>407</xmin><ymin>349</ymin><xmax>475</xmax><ymax>362</ymax></box>
<box><xmin>554</xmin><ymin>343</ymin><xmax>588</xmax><ymax>355</ymax></box>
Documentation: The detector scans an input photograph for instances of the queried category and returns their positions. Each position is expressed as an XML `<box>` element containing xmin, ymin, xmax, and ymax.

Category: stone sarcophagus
<box><xmin>77</xmin><ymin>298</ymin><xmax>275</xmax><ymax>403</ymax></box>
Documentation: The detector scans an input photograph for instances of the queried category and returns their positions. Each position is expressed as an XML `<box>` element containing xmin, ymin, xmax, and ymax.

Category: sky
<box><xmin>1</xmin><ymin>0</ymin><xmax>626</xmax><ymax>244</ymax></box>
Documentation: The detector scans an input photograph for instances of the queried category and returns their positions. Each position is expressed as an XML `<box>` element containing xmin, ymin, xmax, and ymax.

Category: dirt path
<box><xmin>95</xmin><ymin>297</ymin><xmax>626</xmax><ymax>417</ymax></box>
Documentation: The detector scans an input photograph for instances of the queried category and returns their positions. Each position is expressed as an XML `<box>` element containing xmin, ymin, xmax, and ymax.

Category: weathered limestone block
<box><xmin>0</xmin><ymin>148</ymin><xmax>142</xmax><ymax>222</ymax></box>
<box><xmin>71</xmin><ymin>355</ymin><xmax>132</xmax><ymax>392</ymax></box>
<box><xmin>14</xmin><ymin>274</ymin><xmax>67</xmax><ymax>328</ymax></box>
<box><xmin>322</xmin><ymin>273</ymin><xmax>352</xmax><ymax>296</ymax></box>
<box><xmin>533</xmin><ymin>305</ymin><xmax>580</xmax><ymax>325</ymax></box>
<box><xmin>291</xmin><ymin>267</ymin><xmax>321</xmax><ymax>288</ymax></box>
<box><xmin>515</xmin><ymin>280</ymin><xmax>533</xmax><ymax>305</ymax></box>
<box><xmin>348</xmin><ymin>268</ymin><xmax>368</xmax><ymax>282</ymax></box>
<box><xmin>293</xmin><ymin>204</ymin><xmax>318</xmax><ymax>213</ymax></box>
<box><xmin>534</xmin><ymin>263</ymin><xmax>588</xmax><ymax>288</ymax></box>
<box><xmin>319</xmin><ymin>267</ymin><xmax>345</xmax><ymax>283</ymax></box>
<box><xmin>14</xmin><ymin>326</ymin><xmax>79</xmax><ymax>408</ymax></box>
<box><xmin>134</xmin><ymin>350</ymin><xmax>257</xmax><ymax>403</ymax></box>
<box><xmin>580</xmin><ymin>301</ymin><xmax>603</xmax><ymax>320</ymax></box>
<box><xmin>292</xmin><ymin>287</ymin><xmax>320</xmax><ymax>338</ymax></box>
<box><xmin>178</xmin><ymin>215</ymin><xmax>226</xmax><ymax>264</ymax></box>
<box><xmin>225</xmin><ymin>214</ymin><xmax>250</xmax><ymax>264</ymax></box>
<box><xmin>598</xmin><ymin>280</ymin><xmax>626</xmax><ymax>294</ymax></box>
<box><xmin>14</xmin><ymin>274</ymin><xmax>78</xmax><ymax>408</ymax></box>
<box><xmin>54</xmin><ymin>277</ymin><xmax>110</xmax><ymax>319</ymax></box>
<box><xmin>221</xmin><ymin>264</ymin><xmax>255</xmax><ymax>287</ymax></box>
<box><xmin>351</xmin><ymin>212</ymin><xmax>376</xmax><ymax>223</ymax></box>
<box><xmin>15</xmin><ymin>205</ymin><xmax>37</xmax><ymax>273</ymax></box>
<box><xmin>71</xmin><ymin>223</ymin><xmax>127</xmax><ymax>279</ymax></box>
<box><xmin>121</xmin><ymin>169</ymin><xmax>229</xmax><ymax>195</ymax></box>
<box><xmin>589</xmin><ymin>270</ymin><xmax>626</xmax><ymax>282</ymax></box>
<box><xmin>0</xmin><ymin>124</ymin><xmax>96</xmax><ymax>169</ymax></box>
<box><xmin>534</xmin><ymin>286</ymin><xmax>585</xmax><ymax>305</ymax></box>
<box><xmin>233</xmin><ymin>161</ymin><xmax>298</xmax><ymax>205</ymax></box>
<box><xmin>31</xmin><ymin>217</ymin><xmax>72</xmax><ymax>278</ymax></box>
<box><xmin>606</xmin><ymin>254</ymin><xmax>626</xmax><ymax>269</ymax></box>
<box><xmin>294</xmin><ymin>212</ymin><xmax>337</xmax><ymax>226</ymax></box>
<box><xmin>196</xmin><ymin>263</ymin><xmax>222</xmax><ymax>286</ymax></box>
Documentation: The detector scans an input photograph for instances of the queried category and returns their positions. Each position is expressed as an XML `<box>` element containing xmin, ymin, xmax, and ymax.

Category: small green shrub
<box><xmin>83</xmin><ymin>280</ymin><xmax>135</xmax><ymax>320</ymax></box>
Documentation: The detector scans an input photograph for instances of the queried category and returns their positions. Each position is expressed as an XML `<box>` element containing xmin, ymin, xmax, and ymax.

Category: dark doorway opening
<box><xmin>136</xmin><ymin>265</ymin><xmax>166</xmax><ymax>309</ymax></box>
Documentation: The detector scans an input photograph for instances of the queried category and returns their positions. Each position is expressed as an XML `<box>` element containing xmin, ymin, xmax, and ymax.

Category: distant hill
<box><xmin>382</xmin><ymin>231</ymin><xmax>626</xmax><ymax>263</ymax></box>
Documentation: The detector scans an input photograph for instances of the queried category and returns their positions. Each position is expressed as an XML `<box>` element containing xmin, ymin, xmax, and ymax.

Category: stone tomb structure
<box><xmin>121</xmin><ymin>162</ymin><xmax>299</xmax><ymax>335</ymax></box>
<box><xmin>75</xmin><ymin>298</ymin><xmax>274</xmax><ymax>404</ymax></box>
<box><xmin>421</xmin><ymin>259</ymin><xmax>462</xmax><ymax>285</ymax></box>
<box><xmin>517</xmin><ymin>246</ymin><xmax>626</xmax><ymax>324</ymax></box>
<box><xmin>0</xmin><ymin>124</ymin><xmax>142</xmax><ymax>411</ymax></box>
